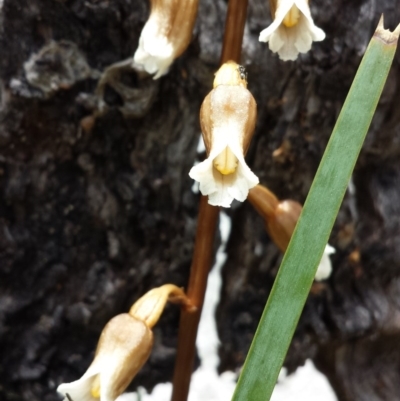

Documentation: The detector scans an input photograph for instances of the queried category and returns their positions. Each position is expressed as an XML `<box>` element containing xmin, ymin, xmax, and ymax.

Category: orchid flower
<box><xmin>57</xmin><ymin>314</ymin><xmax>153</xmax><ymax>401</ymax></box>
<box><xmin>57</xmin><ymin>285</ymin><xmax>192</xmax><ymax>401</ymax></box>
<box><xmin>259</xmin><ymin>0</ymin><xmax>325</xmax><ymax>61</ymax></box>
<box><xmin>189</xmin><ymin>61</ymin><xmax>259</xmax><ymax>208</ymax></box>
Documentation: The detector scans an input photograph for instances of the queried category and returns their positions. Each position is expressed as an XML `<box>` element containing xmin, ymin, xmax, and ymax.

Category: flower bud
<box><xmin>213</xmin><ymin>61</ymin><xmax>248</xmax><ymax>88</ymax></box>
<box><xmin>133</xmin><ymin>0</ymin><xmax>199</xmax><ymax>79</ymax></box>
<box><xmin>189</xmin><ymin>61</ymin><xmax>259</xmax><ymax>208</ymax></box>
<box><xmin>259</xmin><ymin>0</ymin><xmax>325</xmax><ymax>61</ymax></box>
<box><xmin>57</xmin><ymin>314</ymin><xmax>153</xmax><ymax>401</ymax></box>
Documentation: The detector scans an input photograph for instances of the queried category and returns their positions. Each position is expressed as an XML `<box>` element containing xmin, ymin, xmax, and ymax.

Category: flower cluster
<box><xmin>57</xmin><ymin>2</ymin><xmax>330</xmax><ymax>399</ymax></box>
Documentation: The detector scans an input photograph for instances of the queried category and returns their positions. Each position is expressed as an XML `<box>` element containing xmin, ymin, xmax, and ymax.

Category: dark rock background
<box><xmin>0</xmin><ymin>0</ymin><xmax>399</xmax><ymax>400</ymax></box>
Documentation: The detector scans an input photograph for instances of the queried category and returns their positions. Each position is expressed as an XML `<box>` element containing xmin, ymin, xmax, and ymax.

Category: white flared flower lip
<box><xmin>133</xmin><ymin>20</ymin><xmax>175</xmax><ymax>79</ymax></box>
<box><xmin>57</xmin><ymin>355</ymin><xmax>127</xmax><ymax>401</ymax></box>
<box><xmin>57</xmin><ymin>363</ymin><xmax>101</xmax><ymax>401</ymax></box>
<box><xmin>133</xmin><ymin>0</ymin><xmax>199</xmax><ymax>79</ymax></box>
<box><xmin>315</xmin><ymin>244</ymin><xmax>335</xmax><ymax>281</ymax></box>
<box><xmin>259</xmin><ymin>0</ymin><xmax>325</xmax><ymax>61</ymax></box>
<box><xmin>189</xmin><ymin>126</ymin><xmax>259</xmax><ymax>208</ymax></box>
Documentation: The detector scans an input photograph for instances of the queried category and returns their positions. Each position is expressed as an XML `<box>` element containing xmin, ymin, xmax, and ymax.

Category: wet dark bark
<box><xmin>0</xmin><ymin>0</ymin><xmax>399</xmax><ymax>400</ymax></box>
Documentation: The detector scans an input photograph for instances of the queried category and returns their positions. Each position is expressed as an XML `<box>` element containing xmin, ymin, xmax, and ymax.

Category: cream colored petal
<box><xmin>268</xmin><ymin>26</ymin><xmax>286</xmax><ymax>53</ymax></box>
<box><xmin>275</xmin><ymin>25</ymin><xmax>299</xmax><ymax>61</ymax></box>
<box><xmin>259</xmin><ymin>19</ymin><xmax>283</xmax><ymax>43</ymax></box>
<box><xmin>57</xmin><ymin>371</ymin><xmax>99</xmax><ymax>401</ymax></box>
<box><xmin>259</xmin><ymin>0</ymin><xmax>295</xmax><ymax>42</ymax></box>
<box><xmin>133</xmin><ymin>24</ymin><xmax>174</xmax><ymax>79</ymax></box>
<box><xmin>226</xmin><ymin>141</ymin><xmax>259</xmax><ymax>202</ymax></box>
<box><xmin>294</xmin><ymin>0</ymin><xmax>325</xmax><ymax>41</ymax></box>
<box><xmin>306</xmin><ymin>20</ymin><xmax>326</xmax><ymax>42</ymax></box>
<box><xmin>226</xmin><ymin>161</ymin><xmax>259</xmax><ymax>202</ymax></box>
<box><xmin>190</xmin><ymin>159</ymin><xmax>217</xmax><ymax>196</ymax></box>
<box><xmin>208</xmin><ymin>170</ymin><xmax>236</xmax><ymax>208</ymax></box>
<box><xmin>190</xmin><ymin>156</ymin><xmax>235</xmax><ymax>207</ymax></box>
<box><xmin>189</xmin><ymin>126</ymin><xmax>229</xmax><ymax>190</ymax></box>
<box><xmin>293</xmin><ymin>16</ymin><xmax>313</xmax><ymax>53</ymax></box>
<box><xmin>315</xmin><ymin>244</ymin><xmax>335</xmax><ymax>281</ymax></box>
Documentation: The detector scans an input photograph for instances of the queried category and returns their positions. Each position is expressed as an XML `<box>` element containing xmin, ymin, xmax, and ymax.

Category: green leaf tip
<box><xmin>374</xmin><ymin>15</ymin><xmax>400</xmax><ymax>45</ymax></box>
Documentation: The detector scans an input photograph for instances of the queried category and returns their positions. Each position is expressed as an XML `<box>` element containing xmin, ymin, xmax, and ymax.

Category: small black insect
<box><xmin>238</xmin><ymin>65</ymin><xmax>248</xmax><ymax>81</ymax></box>
<box><xmin>66</xmin><ymin>394</ymin><xmax>74</xmax><ymax>401</ymax></box>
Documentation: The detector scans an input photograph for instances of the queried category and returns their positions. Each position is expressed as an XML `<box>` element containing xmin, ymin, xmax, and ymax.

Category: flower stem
<box><xmin>220</xmin><ymin>0</ymin><xmax>249</xmax><ymax>64</ymax></box>
<box><xmin>171</xmin><ymin>196</ymin><xmax>219</xmax><ymax>401</ymax></box>
<box><xmin>171</xmin><ymin>2</ymin><xmax>248</xmax><ymax>401</ymax></box>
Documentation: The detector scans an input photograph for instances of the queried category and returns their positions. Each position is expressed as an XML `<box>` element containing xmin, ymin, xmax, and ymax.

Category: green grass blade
<box><xmin>232</xmin><ymin>17</ymin><xmax>400</xmax><ymax>401</ymax></box>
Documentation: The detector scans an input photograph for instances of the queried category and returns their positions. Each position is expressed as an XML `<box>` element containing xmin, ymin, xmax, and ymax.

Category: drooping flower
<box><xmin>259</xmin><ymin>0</ymin><xmax>325</xmax><ymax>61</ymax></box>
<box><xmin>57</xmin><ymin>285</ymin><xmax>193</xmax><ymax>401</ymax></box>
<box><xmin>133</xmin><ymin>0</ymin><xmax>199</xmax><ymax>79</ymax></box>
<box><xmin>248</xmin><ymin>185</ymin><xmax>335</xmax><ymax>280</ymax></box>
<box><xmin>189</xmin><ymin>61</ymin><xmax>259</xmax><ymax>208</ymax></box>
<box><xmin>57</xmin><ymin>314</ymin><xmax>153</xmax><ymax>401</ymax></box>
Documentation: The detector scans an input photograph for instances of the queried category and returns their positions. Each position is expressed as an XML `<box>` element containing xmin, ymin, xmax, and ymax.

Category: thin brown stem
<box><xmin>220</xmin><ymin>0</ymin><xmax>249</xmax><ymax>64</ymax></box>
<box><xmin>171</xmin><ymin>197</ymin><xmax>219</xmax><ymax>401</ymax></box>
<box><xmin>171</xmin><ymin>2</ymin><xmax>249</xmax><ymax>401</ymax></box>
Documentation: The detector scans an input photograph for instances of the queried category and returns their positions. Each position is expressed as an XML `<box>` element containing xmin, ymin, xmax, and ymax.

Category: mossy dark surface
<box><xmin>0</xmin><ymin>1</ymin><xmax>399</xmax><ymax>400</ymax></box>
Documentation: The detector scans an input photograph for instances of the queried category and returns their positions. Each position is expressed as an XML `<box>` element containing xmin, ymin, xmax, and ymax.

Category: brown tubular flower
<box><xmin>248</xmin><ymin>184</ymin><xmax>335</xmax><ymax>280</ymax></box>
<box><xmin>248</xmin><ymin>185</ymin><xmax>301</xmax><ymax>252</ymax></box>
<box><xmin>189</xmin><ymin>61</ymin><xmax>259</xmax><ymax>207</ymax></box>
<box><xmin>133</xmin><ymin>0</ymin><xmax>199</xmax><ymax>79</ymax></box>
<box><xmin>267</xmin><ymin>199</ymin><xmax>302</xmax><ymax>252</ymax></box>
<box><xmin>57</xmin><ymin>314</ymin><xmax>153</xmax><ymax>401</ymax></box>
<box><xmin>57</xmin><ymin>284</ymin><xmax>192</xmax><ymax>401</ymax></box>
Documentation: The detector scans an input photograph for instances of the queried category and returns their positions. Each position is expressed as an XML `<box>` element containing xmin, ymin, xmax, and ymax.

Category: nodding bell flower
<box><xmin>57</xmin><ymin>285</ymin><xmax>193</xmax><ymax>401</ymax></box>
<box><xmin>133</xmin><ymin>0</ymin><xmax>199</xmax><ymax>79</ymax></box>
<box><xmin>248</xmin><ymin>185</ymin><xmax>334</xmax><ymax>280</ymax></box>
<box><xmin>259</xmin><ymin>0</ymin><xmax>325</xmax><ymax>61</ymax></box>
<box><xmin>189</xmin><ymin>61</ymin><xmax>259</xmax><ymax>208</ymax></box>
